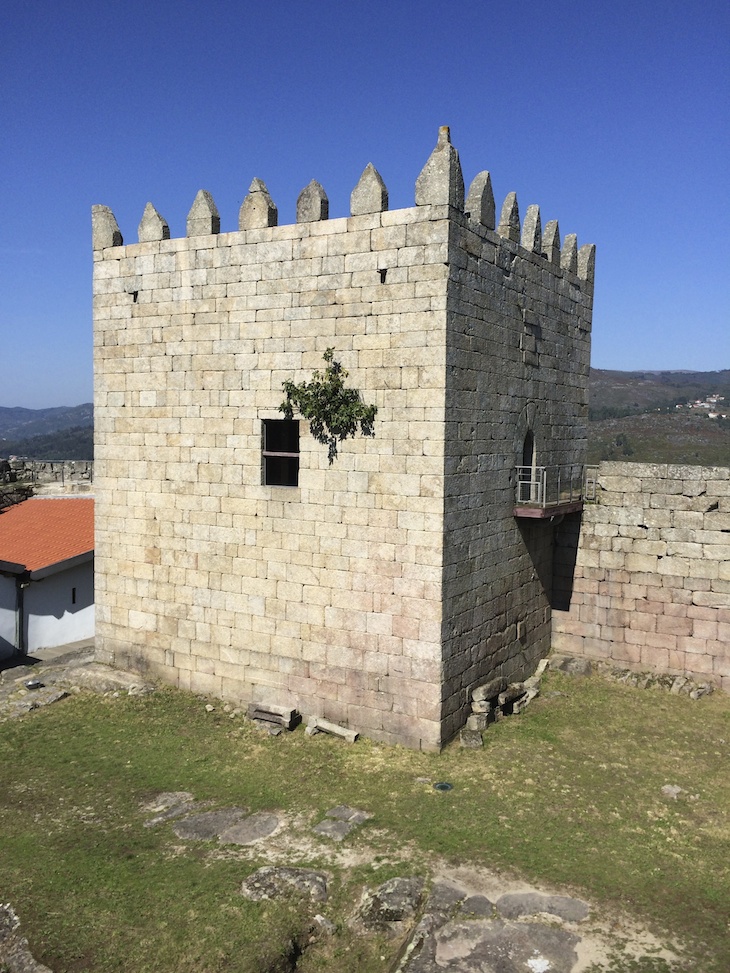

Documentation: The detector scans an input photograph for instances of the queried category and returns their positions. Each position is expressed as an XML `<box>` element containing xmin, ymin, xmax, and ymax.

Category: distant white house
<box><xmin>0</xmin><ymin>497</ymin><xmax>94</xmax><ymax>658</ymax></box>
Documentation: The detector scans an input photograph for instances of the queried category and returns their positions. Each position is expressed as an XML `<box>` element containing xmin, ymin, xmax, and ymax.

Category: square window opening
<box><xmin>263</xmin><ymin>419</ymin><xmax>299</xmax><ymax>487</ymax></box>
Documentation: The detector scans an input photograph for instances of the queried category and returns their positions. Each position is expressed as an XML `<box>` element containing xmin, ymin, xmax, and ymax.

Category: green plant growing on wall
<box><xmin>280</xmin><ymin>348</ymin><xmax>377</xmax><ymax>463</ymax></box>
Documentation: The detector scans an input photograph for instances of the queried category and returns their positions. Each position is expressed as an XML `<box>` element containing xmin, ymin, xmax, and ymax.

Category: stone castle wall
<box><xmin>438</xmin><ymin>215</ymin><xmax>592</xmax><ymax>739</ymax></box>
<box><xmin>94</xmin><ymin>205</ymin><xmax>452</xmax><ymax>749</ymax></box>
<box><xmin>553</xmin><ymin>462</ymin><xmax>730</xmax><ymax>691</ymax></box>
<box><xmin>93</xmin><ymin>130</ymin><xmax>594</xmax><ymax>748</ymax></box>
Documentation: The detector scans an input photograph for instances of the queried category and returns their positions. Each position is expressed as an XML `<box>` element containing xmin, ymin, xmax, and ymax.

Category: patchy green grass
<box><xmin>1</xmin><ymin>672</ymin><xmax>728</xmax><ymax>972</ymax></box>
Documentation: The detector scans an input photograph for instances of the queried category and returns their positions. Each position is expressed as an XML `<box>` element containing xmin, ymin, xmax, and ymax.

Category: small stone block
<box><xmin>459</xmin><ymin>728</ymin><xmax>483</xmax><ymax>748</ymax></box>
<box><xmin>512</xmin><ymin>687</ymin><xmax>539</xmax><ymax>714</ymax></box>
<box><xmin>473</xmin><ymin>677</ymin><xmax>507</xmax><ymax>702</ymax></box>
<box><xmin>307</xmin><ymin>716</ymin><xmax>358</xmax><ymax>743</ymax></box>
<box><xmin>498</xmin><ymin>683</ymin><xmax>526</xmax><ymax>707</ymax></box>
<box><xmin>466</xmin><ymin>713</ymin><xmax>488</xmax><ymax>731</ymax></box>
<box><xmin>247</xmin><ymin>702</ymin><xmax>298</xmax><ymax>729</ymax></box>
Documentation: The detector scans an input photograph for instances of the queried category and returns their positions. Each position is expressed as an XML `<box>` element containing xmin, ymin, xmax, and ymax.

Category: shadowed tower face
<box><xmin>91</xmin><ymin>129</ymin><xmax>594</xmax><ymax>749</ymax></box>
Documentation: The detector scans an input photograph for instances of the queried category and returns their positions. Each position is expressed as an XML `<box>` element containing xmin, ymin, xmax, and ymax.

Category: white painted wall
<box><xmin>25</xmin><ymin>561</ymin><xmax>94</xmax><ymax>652</ymax></box>
<box><xmin>0</xmin><ymin>562</ymin><xmax>95</xmax><ymax>658</ymax></box>
<box><xmin>0</xmin><ymin>575</ymin><xmax>18</xmax><ymax>658</ymax></box>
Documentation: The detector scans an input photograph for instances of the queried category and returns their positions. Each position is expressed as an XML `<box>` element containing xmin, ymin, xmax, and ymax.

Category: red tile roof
<box><xmin>0</xmin><ymin>498</ymin><xmax>94</xmax><ymax>573</ymax></box>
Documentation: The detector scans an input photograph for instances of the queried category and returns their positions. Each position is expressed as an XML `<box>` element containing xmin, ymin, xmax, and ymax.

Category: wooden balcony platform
<box><xmin>513</xmin><ymin>499</ymin><xmax>584</xmax><ymax>519</ymax></box>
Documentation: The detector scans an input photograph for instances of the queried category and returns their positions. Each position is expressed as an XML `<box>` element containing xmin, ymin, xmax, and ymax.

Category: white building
<box><xmin>0</xmin><ymin>497</ymin><xmax>94</xmax><ymax>658</ymax></box>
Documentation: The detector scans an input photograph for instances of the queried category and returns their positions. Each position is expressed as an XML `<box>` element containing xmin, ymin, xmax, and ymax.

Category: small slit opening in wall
<box><xmin>378</xmin><ymin>268</ymin><xmax>387</xmax><ymax>283</ymax></box>
<box><xmin>71</xmin><ymin>587</ymin><xmax>76</xmax><ymax>605</ymax></box>
<box><xmin>131</xmin><ymin>291</ymin><xmax>139</xmax><ymax>303</ymax></box>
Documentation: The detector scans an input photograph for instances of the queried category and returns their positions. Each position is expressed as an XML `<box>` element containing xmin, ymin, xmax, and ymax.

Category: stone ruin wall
<box><xmin>553</xmin><ymin>461</ymin><xmax>730</xmax><ymax>691</ymax></box>
<box><xmin>93</xmin><ymin>129</ymin><xmax>595</xmax><ymax>748</ymax></box>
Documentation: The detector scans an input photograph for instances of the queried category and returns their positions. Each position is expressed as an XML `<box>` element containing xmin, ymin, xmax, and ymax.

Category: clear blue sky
<box><xmin>2</xmin><ymin>0</ymin><xmax>728</xmax><ymax>408</ymax></box>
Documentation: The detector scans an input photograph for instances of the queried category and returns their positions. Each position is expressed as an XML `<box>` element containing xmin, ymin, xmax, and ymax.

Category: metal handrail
<box><xmin>515</xmin><ymin>464</ymin><xmax>588</xmax><ymax>508</ymax></box>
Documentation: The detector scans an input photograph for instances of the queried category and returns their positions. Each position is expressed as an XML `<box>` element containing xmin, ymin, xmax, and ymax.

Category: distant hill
<box><xmin>589</xmin><ymin>369</ymin><xmax>730</xmax><ymax>419</ymax></box>
<box><xmin>588</xmin><ymin>369</ymin><xmax>730</xmax><ymax>465</ymax></box>
<box><xmin>587</xmin><ymin>413</ymin><xmax>730</xmax><ymax>466</ymax></box>
<box><xmin>0</xmin><ymin>403</ymin><xmax>93</xmax><ymax>441</ymax></box>
<box><xmin>0</xmin><ymin>424</ymin><xmax>93</xmax><ymax>461</ymax></box>
<box><xmin>0</xmin><ymin>404</ymin><xmax>94</xmax><ymax>461</ymax></box>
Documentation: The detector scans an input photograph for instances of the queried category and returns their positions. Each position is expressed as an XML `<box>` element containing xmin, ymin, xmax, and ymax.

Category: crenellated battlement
<box><xmin>92</xmin><ymin>127</ymin><xmax>595</xmax><ymax>288</ymax></box>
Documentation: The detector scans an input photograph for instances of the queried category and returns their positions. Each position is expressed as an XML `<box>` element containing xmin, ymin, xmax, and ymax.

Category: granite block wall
<box><xmin>439</xmin><ymin>211</ymin><xmax>592</xmax><ymax>739</ymax></box>
<box><xmin>552</xmin><ymin>461</ymin><xmax>730</xmax><ymax>690</ymax></box>
<box><xmin>94</xmin><ymin>204</ymin><xmax>452</xmax><ymax>748</ymax></box>
<box><xmin>93</xmin><ymin>130</ymin><xmax>595</xmax><ymax>748</ymax></box>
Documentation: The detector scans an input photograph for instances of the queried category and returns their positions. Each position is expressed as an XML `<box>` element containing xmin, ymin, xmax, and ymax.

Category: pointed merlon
<box><xmin>521</xmin><ymin>205</ymin><xmax>541</xmax><ymax>253</ymax></box>
<box><xmin>497</xmin><ymin>192</ymin><xmax>520</xmax><ymax>242</ymax></box>
<box><xmin>465</xmin><ymin>171</ymin><xmax>495</xmax><ymax>229</ymax></box>
<box><xmin>91</xmin><ymin>205</ymin><xmax>123</xmax><ymax>249</ymax></box>
<box><xmin>578</xmin><ymin>243</ymin><xmax>596</xmax><ymax>287</ymax></box>
<box><xmin>415</xmin><ymin>126</ymin><xmax>465</xmax><ymax>209</ymax></box>
<box><xmin>297</xmin><ymin>180</ymin><xmax>329</xmax><ymax>223</ymax></box>
<box><xmin>186</xmin><ymin>190</ymin><xmax>220</xmax><ymax>237</ymax></box>
<box><xmin>542</xmin><ymin>220</ymin><xmax>561</xmax><ymax>264</ymax></box>
<box><xmin>350</xmin><ymin>163</ymin><xmax>388</xmax><ymax>216</ymax></box>
<box><xmin>561</xmin><ymin>233</ymin><xmax>578</xmax><ymax>273</ymax></box>
<box><xmin>239</xmin><ymin>178</ymin><xmax>278</xmax><ymax>230</ymax></box>
<box><xmin>138</xmin><ymin>203</ymin><xmax>170</xmax><ymax>243</ymax></box>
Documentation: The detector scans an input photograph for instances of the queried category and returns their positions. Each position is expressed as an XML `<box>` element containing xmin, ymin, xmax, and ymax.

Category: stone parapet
<box><xmin>553</xmin><ymin>462</ymin><xmax>730</xmax><ymax>691</ymax></box>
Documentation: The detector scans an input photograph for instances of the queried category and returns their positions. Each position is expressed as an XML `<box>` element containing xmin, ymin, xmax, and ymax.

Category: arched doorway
<box><xmin>520</xmin><ymin>430</ymin><xmax>538</xmax><ymax>502</ymax></box>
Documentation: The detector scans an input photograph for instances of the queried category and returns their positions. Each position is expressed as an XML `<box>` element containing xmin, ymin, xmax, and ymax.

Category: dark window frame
<box><xmin>262</xmin><ymin>419</ymin><xmax>300</xmax><ymax>487</ymax></box>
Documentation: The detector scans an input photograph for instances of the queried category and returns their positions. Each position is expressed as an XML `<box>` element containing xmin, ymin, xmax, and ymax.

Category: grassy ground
<box><xmin>1</xmin><ymin>671</ymin><xmax>728</xmax><ymax>972</ymax></box>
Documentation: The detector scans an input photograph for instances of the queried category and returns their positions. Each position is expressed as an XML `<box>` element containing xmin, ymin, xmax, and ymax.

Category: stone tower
<box><xmin>92</xmin><ymin>128</ymin><xmax>595</xmax><ymax>749</ymax></box>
